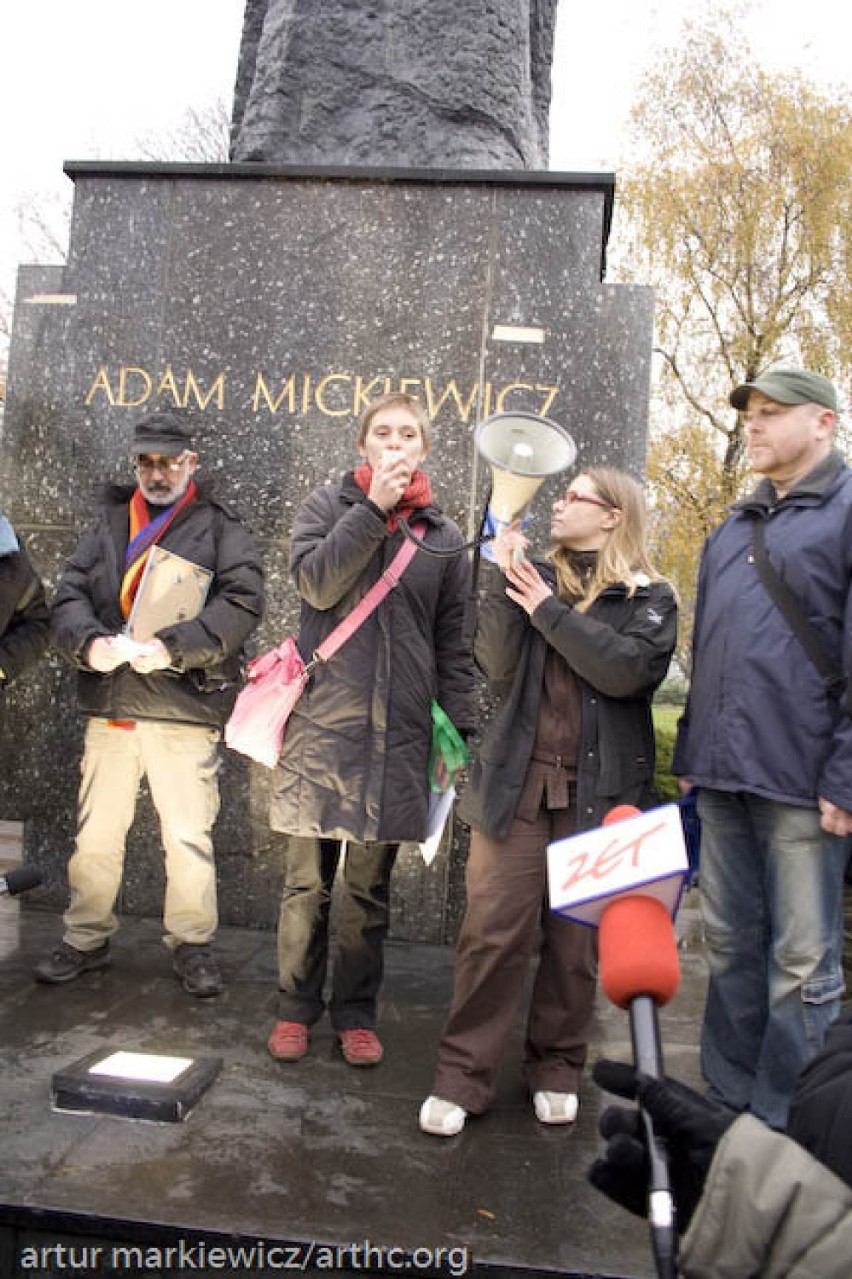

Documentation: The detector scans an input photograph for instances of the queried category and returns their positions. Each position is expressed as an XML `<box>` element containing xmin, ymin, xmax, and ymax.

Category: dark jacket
<box><xmin>51</xmin><ymin>484</ymin><xmax>264</xmax><ymax>728</ymax></box>
<box><xmin>458</xmin><ymin>560</ymin><xmax>677</xmax><ymax>839</ymax></box>
<box><xmin>0</xmin><ymin>516</ymin><xmax>49</xmax><ymax>685</ymax></box>
<box><xmin>673</xmin><ymin>451</ymin><xmax>852</xmax><ymax>811</ymax></box>
<box><xmin>787</xmin><ymin>1005</ymin><xmax>852</xmax><ymax>1188</ymax></box>
<box><xmin>680</xmin><ymin>1114</ymin><xmax>852</xmax><ymax>1278</ymax></box>
<box><xmin>270</xmin><ymin>474</ymin><xmax>475</xmax><ymax>842</ymax></box>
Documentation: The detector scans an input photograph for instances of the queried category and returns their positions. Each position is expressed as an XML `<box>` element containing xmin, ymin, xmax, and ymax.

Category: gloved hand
<box><xmin>588</xmin><ymin>1059</ymin><xmax>736</xmax><ymax>1231</ymax></box>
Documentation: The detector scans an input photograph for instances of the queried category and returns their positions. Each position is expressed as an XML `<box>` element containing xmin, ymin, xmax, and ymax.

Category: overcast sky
<box><xmin>0</xmin><ymin>0</ymin><xmax>849</xmax><ymax>309</ymax></box>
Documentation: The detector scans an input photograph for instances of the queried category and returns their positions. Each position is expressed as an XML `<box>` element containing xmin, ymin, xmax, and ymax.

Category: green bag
<box><xmin>428</xmin><ymin>700</ymin><xmax>469</xmax><ymax>792</ymax></box>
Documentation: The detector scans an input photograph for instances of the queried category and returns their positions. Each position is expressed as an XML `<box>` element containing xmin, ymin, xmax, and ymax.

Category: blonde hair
<box><xmin>549</xmin><ymin>467</ymin><xmax>665</xmax><ymax>611</ymax></box>
<box><xmin>356</xmin><ymin>392</ymin><xmax>432</xmax><ymax>450</ymax></box>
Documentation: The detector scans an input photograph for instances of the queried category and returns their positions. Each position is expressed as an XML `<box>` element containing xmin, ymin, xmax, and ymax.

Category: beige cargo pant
<box><xmin>63</xmin><ymin>717</ymin><xmax>221</xmax><ymax>951</ymax></box>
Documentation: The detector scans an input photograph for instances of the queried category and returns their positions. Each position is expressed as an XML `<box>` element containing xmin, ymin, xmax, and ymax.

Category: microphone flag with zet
<box><xmin>598</xmin><ymin>891</ymin><xmax>680</xmax><ymax>1279</ymax></box>
<box><xmin>551</xmin><ymin>804</ymin><xmax>683</xmax><ymax>1279</ymax></box>
<box><xmin>546</xmin><ymin>801</ymin><xmax>690</xmax><ymax>927</ymax></box>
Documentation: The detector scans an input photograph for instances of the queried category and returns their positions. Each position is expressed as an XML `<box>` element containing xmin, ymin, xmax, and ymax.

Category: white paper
<box><xmin>110</xmin><ymin>633</ymin><xmax>153</xmax><ymax>663</ymax></box>
<box><xmin>418</xmin><ymin>786</ymin><xmax>456</xmax><ymax>866</ymax></box>
<box><xmin>89</xmin><ymin>1051</ymin><xmax>193</xmax><ymax>1083</ymax></box>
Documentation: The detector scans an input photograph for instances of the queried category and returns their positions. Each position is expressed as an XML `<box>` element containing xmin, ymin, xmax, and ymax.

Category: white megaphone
<box><xmin>395</xmin><ymin>410</ymin><xmax>576</xmax><ymax>560</ymax></box>
<box><xmin>475</xmin><ymin>411</ymin><xmax>577</xmax><ymax>523</ymax></box>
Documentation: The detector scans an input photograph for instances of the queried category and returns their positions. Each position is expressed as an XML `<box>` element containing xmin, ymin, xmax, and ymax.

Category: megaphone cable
<box><xmin>397</xmin><ymin>516</ymin><xmax>491</xmax><ymax>558</ymax></box>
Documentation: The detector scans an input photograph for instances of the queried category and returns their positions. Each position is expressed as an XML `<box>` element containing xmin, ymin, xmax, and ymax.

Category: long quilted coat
<box><xmin>270</xmin><ymin>474</ymin><xmax>475</xmax><ymax>843</ymax></box>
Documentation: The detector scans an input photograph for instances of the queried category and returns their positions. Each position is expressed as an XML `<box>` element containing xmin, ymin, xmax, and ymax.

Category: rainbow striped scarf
<box><xmin>119</xmin><ymin>480</ymin><xmax>198</xmax><ymax>620</ymax></box>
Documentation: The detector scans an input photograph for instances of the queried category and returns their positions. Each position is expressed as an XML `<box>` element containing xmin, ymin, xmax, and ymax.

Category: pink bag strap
<box><xmin>311</xmin><ymin>522</ymin><xmax>426</xmax><ymax>668</ymax></box>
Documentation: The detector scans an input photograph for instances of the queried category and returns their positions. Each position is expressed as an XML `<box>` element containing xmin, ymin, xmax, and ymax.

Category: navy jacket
<box><xmin>674</xmin><ymin>451</ymin><xmax>852</xmax><ymax>810</ymax></box>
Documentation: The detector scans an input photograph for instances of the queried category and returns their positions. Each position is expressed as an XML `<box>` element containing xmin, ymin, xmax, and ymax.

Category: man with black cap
<box><xmin>35</xmin><ymin>411</ymin><xmax>264</xmax><ymax>996</ymax></box>
<box><xmin>674</xmin><ymin>368</ymin><xmax>852</xmax><ymax>1128</ymax></box>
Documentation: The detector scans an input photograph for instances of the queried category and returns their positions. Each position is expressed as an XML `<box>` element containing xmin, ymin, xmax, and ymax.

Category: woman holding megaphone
<box><xmin>420</xmin><ymin>467</ymin><xmax>677</xmax><ymax>1136</ymax></box>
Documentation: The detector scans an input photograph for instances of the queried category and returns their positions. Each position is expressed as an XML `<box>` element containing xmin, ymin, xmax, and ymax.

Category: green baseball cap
<box><xmin>730</xmin><ymin>368</ymin><xmax>838</xmax><ymax>412</ymax></box>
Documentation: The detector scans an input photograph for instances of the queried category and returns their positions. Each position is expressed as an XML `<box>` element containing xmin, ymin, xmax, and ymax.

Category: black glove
<box><xmin>588</xmin><ymin>1059</ymin><xmax>736</xmax><ymax>1231</ymax></box>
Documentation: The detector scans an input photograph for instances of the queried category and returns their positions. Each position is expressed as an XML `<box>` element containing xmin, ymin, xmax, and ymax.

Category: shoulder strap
<box><xmin>313</xmin><ymin>522</ymin><xmax>425</xmax><ymax>666</ymax></box>
<box><xmin>751</xmin><ymin>518</ymin><xmax>846</xmax><ymax>701</ymax></box>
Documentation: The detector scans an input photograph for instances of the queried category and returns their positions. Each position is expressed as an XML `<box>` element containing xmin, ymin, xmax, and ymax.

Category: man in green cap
<box><xmin>674</xmin><ymin>367</ymin><xmax>852</xmax><ymax>1130</ymax></box>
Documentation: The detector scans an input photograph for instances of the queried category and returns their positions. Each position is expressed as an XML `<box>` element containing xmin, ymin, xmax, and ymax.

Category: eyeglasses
<box><xmin>560</xmin><ymin>490</ymin><xmax>613</xmax><ymax>510</ymax></box>
<box><xmin>134</xmin><ymin>453</ymin><xmax>188</xmax><ymax>474</ymax></box>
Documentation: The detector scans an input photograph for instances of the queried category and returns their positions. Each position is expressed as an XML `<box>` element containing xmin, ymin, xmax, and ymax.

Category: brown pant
<box><xmin>431</xmin><ymin>806</ymin><xmax>597</xmax><ymax>1113</ymax></box>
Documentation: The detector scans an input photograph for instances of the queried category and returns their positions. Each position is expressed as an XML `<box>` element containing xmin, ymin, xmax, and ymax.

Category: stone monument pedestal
<box><xmin>1</xmin><ymin>162</ymin><xmax>652</xmax><ymax>943</ymax></box>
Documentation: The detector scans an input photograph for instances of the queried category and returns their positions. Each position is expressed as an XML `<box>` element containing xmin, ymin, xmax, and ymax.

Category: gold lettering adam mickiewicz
<box><xmin>85</xmin><ymin>366</ymin><xmax>226</xmax><ymax>411</ymax></box>
<box><xmin>85</xmin><ymin>366</ymin><xmax>559</xmax><ymax>422</ymax></box>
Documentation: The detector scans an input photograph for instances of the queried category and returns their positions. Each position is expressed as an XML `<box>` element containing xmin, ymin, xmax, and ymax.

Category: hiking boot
<box><xmin>419</xmin><ymin>1095</ymin><xmax>467</xmax><ymax>1137</ymax></box>
<box><xmin>337</xmin><ymin>1027</ymin><xmax>383</xmax><ymax>1066</ymax></box>
<box><xmin>172</xmin><ymin>943</ymin><xmax>223</xmax><ymax>998</ymax></box>
<box><xmin>533</xmin><ymin>1090</ymin><xmax>578</xmax><ymax>1125</ymax></box>
<box><xmin>34</xmin><ymin>940</ymin><xmax>111</xmax><ymax>984</ymax></box>
<box><xmin>268</xmin><ymin>1021</ymin><xmax>310</xmax><ymax>1062</ymax></box>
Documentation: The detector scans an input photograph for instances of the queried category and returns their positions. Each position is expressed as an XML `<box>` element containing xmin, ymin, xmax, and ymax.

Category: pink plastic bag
<box><xmin>224</xmin><ymin>636</ymin><xmax>311</xmax><ymax>768</ymax></box>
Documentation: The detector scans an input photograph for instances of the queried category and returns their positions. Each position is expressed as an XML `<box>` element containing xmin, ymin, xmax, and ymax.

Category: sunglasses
<box><xmin>561</xmin><ymin>490</ymin><xmax>613</xmax><ymax>510</ymax></box>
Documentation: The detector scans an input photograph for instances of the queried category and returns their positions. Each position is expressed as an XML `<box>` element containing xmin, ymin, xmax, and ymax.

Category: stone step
<box><xmin>0</xmin><ymin>820</ymin><xmax>23</xmax><ymax>865</ymax></box>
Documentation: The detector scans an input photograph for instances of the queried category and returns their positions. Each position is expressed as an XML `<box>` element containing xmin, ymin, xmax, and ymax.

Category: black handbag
<box><xmin>751</xmin><ymin>518</ymin><xmax>848</xmax><ymax>706</ymax></box>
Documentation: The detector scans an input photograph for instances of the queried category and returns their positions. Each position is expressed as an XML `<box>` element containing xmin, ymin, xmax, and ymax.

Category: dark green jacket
<box><xmin>458</xmin><ymin>560</ymin><xmax>677</xmax><ymax>839</ymax></box>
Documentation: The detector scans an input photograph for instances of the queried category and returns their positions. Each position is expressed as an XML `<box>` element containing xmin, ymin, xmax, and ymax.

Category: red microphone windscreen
<box><xmin>598</xmin><ymin>895</ymin><xmax>681</xmax><ymax>1009</ymax></box>
<box><xmin>602</xmin><ymin>804</ymin><xmax>642</xmax><ymax>825</ymax></box>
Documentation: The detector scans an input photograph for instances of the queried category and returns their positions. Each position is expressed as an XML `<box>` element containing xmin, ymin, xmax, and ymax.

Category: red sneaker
<box><xmin>337</xmin><ymin>1028</ymin><xmax>383</xmax><ymax>1066</ymax></box>
<box><xmin>267</xmin><ymin>1021</ymin><xmax>309</xmax><ymax>1062</ymax></box>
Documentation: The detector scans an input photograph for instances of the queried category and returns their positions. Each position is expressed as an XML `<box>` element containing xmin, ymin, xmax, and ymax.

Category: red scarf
<box><xmin>353</xmin><ymin>465</ymin><xmax>433</xmax><ymax>532</ymax></box>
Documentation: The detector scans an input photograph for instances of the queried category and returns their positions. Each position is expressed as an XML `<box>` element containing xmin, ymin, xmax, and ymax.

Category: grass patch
<box><xmin>653</xmin><ymin>701</ymin><xmax>682</xmax><ymax>802</ymax></box>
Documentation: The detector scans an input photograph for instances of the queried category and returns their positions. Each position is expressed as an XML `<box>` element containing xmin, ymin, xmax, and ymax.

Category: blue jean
<box><xmin>697</xmin><ymin>789</ymin><xmax>848</xmax><ymax>1129</ymax></box>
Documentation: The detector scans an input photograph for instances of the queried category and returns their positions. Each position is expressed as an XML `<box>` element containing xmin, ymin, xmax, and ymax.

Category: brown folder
<box><xmin>126</xmin><ymin>546</ymin><xmax>213</xmax><ymax>641</ymax></box>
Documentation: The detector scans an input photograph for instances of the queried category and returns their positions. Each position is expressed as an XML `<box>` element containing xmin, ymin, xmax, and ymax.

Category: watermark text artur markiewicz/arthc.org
<box><xmin>19</xmin><ymin>1236</ymin><xmax>473</xmax><ymax>1275</ymax></box>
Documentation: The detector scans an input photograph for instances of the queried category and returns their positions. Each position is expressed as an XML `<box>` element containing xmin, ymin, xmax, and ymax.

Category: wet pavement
<box><xmin>0</xmin><ymin>889</ymin><xmax>708</xmax><ymax>1278</ymax></box>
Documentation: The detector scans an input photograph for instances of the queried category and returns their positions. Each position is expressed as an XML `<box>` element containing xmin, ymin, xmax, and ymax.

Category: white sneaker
<box><xmin>419</xmin><ymin>1095</ymin><xmax>467</xmax><ymax>1136</ymax></box>
<box><xmin>533</xmin><ymin>1090</ymin><xmax>578</xmax><ymax>1125</ymax></box>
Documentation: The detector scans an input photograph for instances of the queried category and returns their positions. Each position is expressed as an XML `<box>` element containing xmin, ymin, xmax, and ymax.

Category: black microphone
<box><xmin>596</xmin><ymin>784</ymin><xmax>682</xmax><ymax>1279</ymax></box>
<box><xmin>0</xmin><ymin>864</ymin><xmax>42</xmax><ymax>896</ymax></box>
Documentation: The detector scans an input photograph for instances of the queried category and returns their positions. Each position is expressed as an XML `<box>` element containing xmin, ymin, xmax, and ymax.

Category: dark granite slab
<box><xmin>0</xmin><ymin>895</ymin><xmax>707</xmax><ymax>1277</ymax></box>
